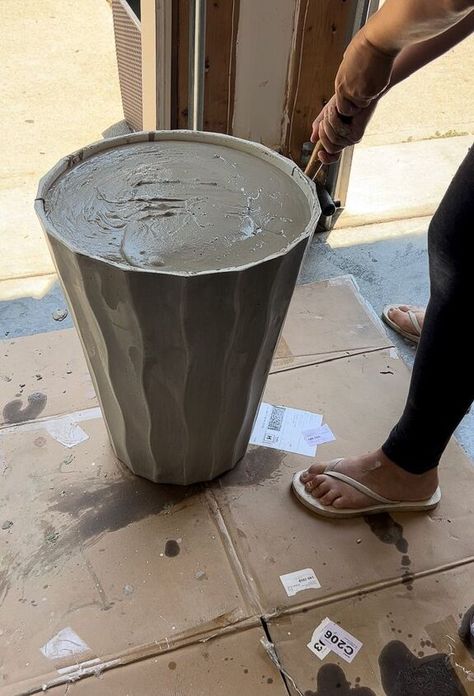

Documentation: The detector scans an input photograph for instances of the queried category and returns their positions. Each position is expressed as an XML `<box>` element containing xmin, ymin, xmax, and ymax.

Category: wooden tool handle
<box><xmin>304</xmin><ymin>140</ymin><xmax>324</xmax><ymax>180</ymax></box>
<box><xmin>304</xmin><ymin>111</ymin><xmax>352</xmax><ymax>180</ymax></box>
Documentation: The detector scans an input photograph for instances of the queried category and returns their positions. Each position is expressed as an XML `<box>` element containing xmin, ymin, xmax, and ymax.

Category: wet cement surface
<box><xmin>44</xmin><ymin>140</ymin><xmax>311</xmax><ymax>273</ymax></box>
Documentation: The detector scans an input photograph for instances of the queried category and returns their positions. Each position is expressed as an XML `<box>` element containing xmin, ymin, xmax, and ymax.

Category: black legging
<box><xmin>382</xmin><ymin>145</ymin><xmax>474</xmax><ymax>474</ymax></box>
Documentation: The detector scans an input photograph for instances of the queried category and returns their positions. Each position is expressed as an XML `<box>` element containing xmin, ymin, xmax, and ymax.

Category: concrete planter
<box><xmin>35</xmin><ymin>131</ymin><xmax>320</xmax><ymax>484</ymax></box>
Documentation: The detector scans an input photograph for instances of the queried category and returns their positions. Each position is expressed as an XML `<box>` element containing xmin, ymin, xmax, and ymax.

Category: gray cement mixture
<box><xmin>44</xmin><ymin>141</ymin><xmax>311</xmax><ymax>274</ymax></box>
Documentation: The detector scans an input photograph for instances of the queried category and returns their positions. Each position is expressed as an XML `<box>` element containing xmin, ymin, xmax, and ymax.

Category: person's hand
<box><xmin>335</xmin><ymin>27</ymin><xmax>396</xmax><ymax>117</ymax></box>
<box><xmin>310</xmin><ymin>95</ymin><xmax>378</xmax><ymax>164</ymax></box>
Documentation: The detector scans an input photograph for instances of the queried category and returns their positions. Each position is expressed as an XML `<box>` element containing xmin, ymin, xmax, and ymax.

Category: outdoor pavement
<box><xmin>1</xmin><ymin>1</ymin><xmax>473</xmax><ymax>459</ymax></box>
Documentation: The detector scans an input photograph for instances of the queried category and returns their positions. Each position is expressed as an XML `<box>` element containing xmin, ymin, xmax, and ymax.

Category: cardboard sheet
<box><xmin>268</xmin><ymin>563</ymin><xmax>474</xmax><ymax>695</ymax></box>
<box><xmin>45</xmin><ymin>625</ymin><xmax>288</xmax><ymax>695</ymax></box>
<box><xmin>272</xmin><ymin>276</ymin><xmax>392</xmax><ymax>372</ymax></box>
<box><xmin>0</xmin><ymin>330</ymin><xmax>97</xmax><ymax>426</ymax></box>
<box><xmin>2</xmin><ymin>276</ymin><xmax>473</xmax><ymax>695</ymax></box>
<box><xmin>213</xmin><ymin>350</ymin><xmax>474</xmax><ymax>613</ymax></box>
<box><xmin>0</xmin><ymin>417</ymin><xmax>253</xmax><ymax>692</ymax></box>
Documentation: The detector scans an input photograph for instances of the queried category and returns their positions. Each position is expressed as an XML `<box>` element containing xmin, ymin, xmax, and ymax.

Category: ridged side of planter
<box><xmin>48</xmin><ymin>237</ymin><xmax>308</xmax><ymax>483</ymax></box>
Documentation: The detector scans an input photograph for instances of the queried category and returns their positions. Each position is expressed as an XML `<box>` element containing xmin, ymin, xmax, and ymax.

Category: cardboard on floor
<box><xmin>45</xmin><ymin>624</ymin><xmax>288</xmax><ymax>696</ymax></box>
<box><xmin>213</xmin><ymin>350</ymin><xmax>474</xmax><ymax>614</ymax></box>
<box><xmin>1</xmin><ymin>277</ymin><xmax>473</xmax><ymax>695</ymax></box>
<box><xmin>268</xmin><ymin>563</ymin><xmax>474</xmax><ymax>695</ymax></box>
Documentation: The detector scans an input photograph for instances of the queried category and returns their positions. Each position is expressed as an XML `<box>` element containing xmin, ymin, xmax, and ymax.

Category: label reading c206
<box><xmin>319</xmin><ymin>629</ymin><xmax>354</xmax><ymax>657</ymax></box>
<box><xmin>307</xmin><ymin>619</ymin><xmax>363</xmax><ymax>664</ymax></box>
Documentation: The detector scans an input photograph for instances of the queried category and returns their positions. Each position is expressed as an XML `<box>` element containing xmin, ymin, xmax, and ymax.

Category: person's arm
<box><xmin>336</xmin><ymin>0</ymin><xmax>474</xmax><ymax>117</ymax></box>
<box><xmin>312</xmin><ymin>3</ymin><xmax>474</xmax><ymax>163</ymax></box>
<box><xmin>365</xmin><ymin>0</ymin><xmax>474</xmax><ymax>55</ymax></box>
<box><xmin>388</xmin><ymin>9</ymin><xmax>474</xmax><ymax>88</ymax></box>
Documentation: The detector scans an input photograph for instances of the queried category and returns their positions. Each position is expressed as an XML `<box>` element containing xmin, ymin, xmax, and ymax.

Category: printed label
<box><xmin>307</xmin><ymin>619</ymin><xmax>363</xmax><ymax>663</ymax></box>
<box><xmin>307</xmin><ymin>618</ymin><xmax>332</xmax><ymax>660</ymax></box>
<box><xmin>280</xmin><ymin>568</ymin><xmax>321</xmax><ymax>597</ymax></box>
<box><xmin>250</xmin><ymin>403</ymin><xmax>323</xmax><ymax>456</ymax></box>
<box><xmin>302</xmin><ymin>423</ymin><xmax>336</xmax><ymax>447</ymax></box>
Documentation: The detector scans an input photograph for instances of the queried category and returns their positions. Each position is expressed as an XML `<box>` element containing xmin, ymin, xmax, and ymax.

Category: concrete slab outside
<box><xmin>0</xmin><ymin>0</ymin><xmax>123</xmax><ymax>283</ymax></box>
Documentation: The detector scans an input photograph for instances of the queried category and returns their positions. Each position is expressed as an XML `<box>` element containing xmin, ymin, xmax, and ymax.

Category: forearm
<box><xmin>365</xmin><ymin>0</ymin><xmax>474</xmax><ymax>55</ymax></box>
<box><xmin>388</xmin><ymin>10</ymin><xmax>474</xmax><ymax>88</ymax></box>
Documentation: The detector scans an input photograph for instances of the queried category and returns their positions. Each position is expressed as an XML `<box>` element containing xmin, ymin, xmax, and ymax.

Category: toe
<box><xmin>319</xmin><ymin>490</ymin><xmax>341</xmax><ymax>507</ymax></box>
<box><xmin>310</xmin><ymin>477</ymin><xmax>331</xmax><ymax>499</ymax></box>
<box><xmin>307</xmin><ymin>462</ymin><xmax>327</xmax><ymax>476</ymax></box>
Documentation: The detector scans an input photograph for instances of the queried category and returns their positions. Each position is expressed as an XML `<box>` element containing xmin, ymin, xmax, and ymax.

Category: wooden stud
<box><xmin>176</xmin><ymin>0</ymin><xmax>239</xmax><ymax>132</ymax></box>
<box><xmin>284</xmin><ymin>0</ymin><xmax>357</xmax><ymax>162</ymax></box>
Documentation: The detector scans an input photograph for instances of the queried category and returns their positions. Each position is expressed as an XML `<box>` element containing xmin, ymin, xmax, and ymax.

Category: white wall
<box><xmin>231</xmin><ymin>0</ymin><xmax>298</xmax><ymax>150</ymax></box>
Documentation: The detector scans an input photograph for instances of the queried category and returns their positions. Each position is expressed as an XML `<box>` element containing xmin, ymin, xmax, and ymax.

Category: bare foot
<box><xmin>299</xmin><ymin>449</ymin><xmax>438</xmax><ymax>510</ymax></box>
<box><xmin>388</xmin><ymin>305</ymin><xmax>425</xmax><ymax>337</ymax></box>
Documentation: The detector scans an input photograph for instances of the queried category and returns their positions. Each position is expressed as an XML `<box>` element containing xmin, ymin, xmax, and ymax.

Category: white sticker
<box><xmin>307</xmin><ymin>618</ymin><xmax>363</xmax><ymax>663</ymax></box>
<box><xmin>280</xmin><ymin>568</ymin><xmax>321</xmax><ymax>597</ymax></box>
<box><xmin>307</xmin><ymin>618</ymin><xmax>332</xmax><ymax>660</ymax></box>
<box><xmin>45</xmin><ymin>418</ymin><xmax>89</xmax><ymax>448</ymax></box>
<box><xmin>302</xmin><ymin>423</ymin><xmax>336</xmax><ymax>447</ymax></box>
<box><xmin>0</xmin><ymin>407</ymin><xmax>101</xmax><ymax>448</ymax></box>
<box><xmin>41</xmin><ymin>627</ymin><xmax>90</xmax><ymax>661</ymax></box>
<box><xmin>250</xmin><ymin>403</ymin><xmax>322</xmax><ymax>456</ymax></box>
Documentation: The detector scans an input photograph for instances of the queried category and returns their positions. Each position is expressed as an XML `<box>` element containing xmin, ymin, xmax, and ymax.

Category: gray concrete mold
<box><xmin>35</xmin><ymin>130</ymin><xmax>320</xmax><ymax>484</ymax></box>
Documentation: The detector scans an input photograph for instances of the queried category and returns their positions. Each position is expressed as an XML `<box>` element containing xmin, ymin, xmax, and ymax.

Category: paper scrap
<box><xmin>307</xmin><ymin>618</ymin><xmax>332</xmax><ymax>660</ymax></box>
<box><xmin>280</xmin><ymin>568</ymin><xmax>321</xmax><ymax>597</ymax></box>
<box><xmin>250</xmin><ymin>403</ymin><xmax>322</xmax><ymax>456</ymax></box>
<box><xmin>41</xmin><ymin>627</ymin><xmax>90</xmax><ymax>661</ymax></box>
<box><xmin>307</xmin><ymin>618</ymin><xmax>363</xmax><ymax>663</ymax></box>
<box><xmin>45</xmin><ymin>418</ymin><xmax>89</xmax><ymax>448</ymax></box>
<box><xmin>0</xmin><ymin>407</ymin><xmax>101</xmax><ymax>447</ymax></box>
<box><xmin>302</xmin><ymin>423</ymin><xmax>335</xmax><ymax>447</ymax></box>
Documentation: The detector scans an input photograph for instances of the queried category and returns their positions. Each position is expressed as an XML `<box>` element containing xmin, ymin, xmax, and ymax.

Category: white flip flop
<box><xmin>382</xmin><ymin>304</ymin><xmax>424</xmax><ymax>344</ymax></box>
<box><xmin>292</xmin><ymin>463</ymin><xmax>441</xmax><ymax>519</ymax></box>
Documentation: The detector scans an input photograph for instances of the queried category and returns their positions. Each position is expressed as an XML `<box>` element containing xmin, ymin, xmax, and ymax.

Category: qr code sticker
<box><xmin>268</xmin><ymin>406</ymin><xmax>285</xmax><ymax>431</ymax></box>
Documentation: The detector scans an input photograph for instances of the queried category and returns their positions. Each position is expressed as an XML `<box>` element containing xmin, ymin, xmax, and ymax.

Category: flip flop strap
<box><xmin>324</xmin><ymin>471</ymin><xmax>399</xmax><ymax>504</ymax></box>
<box><xmin>407</xmin><ymin>310</ymin><xmax>422</xmax><ymax>336</ymax></box>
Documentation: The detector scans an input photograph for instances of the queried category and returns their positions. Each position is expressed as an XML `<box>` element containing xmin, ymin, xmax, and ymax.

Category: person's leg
<box><xmin>300</xmin><ymin>145</ymin><xmax>474</xmax><ymax>510</ymax></box>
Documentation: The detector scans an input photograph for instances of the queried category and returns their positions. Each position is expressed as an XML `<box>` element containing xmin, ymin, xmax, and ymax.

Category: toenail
<box><xmin>305</xmin><ymin>481</ymin><xmax>314</xmax><ymax>491</ymax></box>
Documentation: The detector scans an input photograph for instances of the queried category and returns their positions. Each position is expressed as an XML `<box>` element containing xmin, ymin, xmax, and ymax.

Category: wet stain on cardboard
<box><xmin>3</xmin><ymin>392</ymin><xmax>47</xmax><ymax>423</ymax></box>
<box><xmin>306</xmin><ymin>664</ymin><xmax>375</xmax><ymax>695</ymax></box>
<box><xmin>363</xmin><ymin>513</ymin><xmax>413</xmax><ymax>589</ymax></box>
<box><xmin>50</xmin><ymin>476</ymin><xmax>195</xmax><ymax>539</ymax></box>
<box><xmin>379</xmin><ymin>640</ymin><xmax>467</xmax><ymax>696</ymax></box>
<box><xmin>219</xmin><ymin>446</ymin><xmax>286</xmax><ymax>487</ymax></box>
<box><xmin>15</xmin><ymin>475</ymin><xmax>198</xmax><ymax>586</ymax></box>
<box><xmin>459</xmin><ymin>605</ymin><xmax>474</xmax><ymax>656</ymax></box>
<box><xmin>165</xmin><ymin>539</ymin><xmax>180</xmax><ymax>557</ymax></box>
<box><xmin>168</xmin><ymin>661</ymin><xmax>177</xmax><ymax>670</ymax></box>
<box><xmin>363</xmin><ymin>513</ymin><xmax>407</xmax><ymax>553</ymax></box>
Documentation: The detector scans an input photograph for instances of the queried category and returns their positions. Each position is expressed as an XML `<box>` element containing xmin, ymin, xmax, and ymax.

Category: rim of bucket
<box><xmin>35</xmin><ymin>130</ymin><xmax>321</xmax><ymax>277</ymax></box>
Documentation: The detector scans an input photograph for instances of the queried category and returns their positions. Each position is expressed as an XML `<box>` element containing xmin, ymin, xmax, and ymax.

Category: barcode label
<box><xmin>268</xmin><ymin>406</ymin><xmax>285</xmax><ymax>431</ymax></box>
<box><xmin>249</xmin><ymin>403</ymin><xmax>323</xmax><ymax>456</ymax></box>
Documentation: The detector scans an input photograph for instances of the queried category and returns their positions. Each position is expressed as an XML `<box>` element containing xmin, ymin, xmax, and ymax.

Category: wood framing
<box><xmin>176</xmin><ymin>0</ymin><xmax>240</xmax><ymax>132</ymax></box>
<box><xmin>284</xmin><ymin>0</ymin><xmax>358</xmax><ymax>162</ymax></box>
<box><xmin>141</xmin><ymin>0</ymin><xmax>173</xmax><ymax>129</ymax></box>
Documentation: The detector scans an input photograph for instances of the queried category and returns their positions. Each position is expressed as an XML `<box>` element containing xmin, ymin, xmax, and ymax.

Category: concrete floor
<box><xmin>1</xmin><ymin>1</ymin><xmax>473</xmax><ymax>461</ymax></box>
